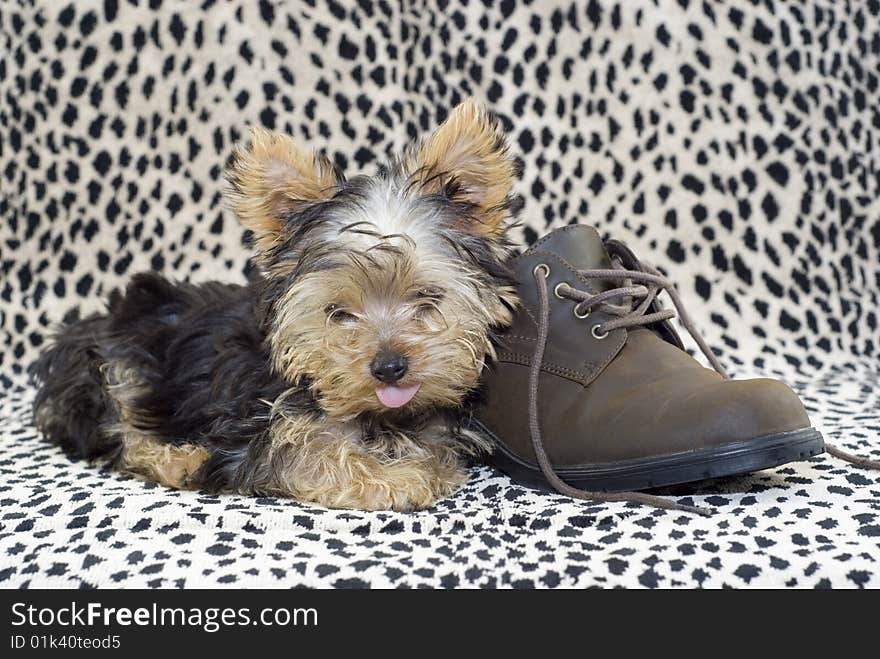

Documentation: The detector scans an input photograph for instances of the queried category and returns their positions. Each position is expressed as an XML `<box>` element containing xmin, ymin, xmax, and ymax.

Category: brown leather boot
<box><xmin>474</xmin><ymin>225</ymin><xmax>826</xmax><ymax>515</ymax></box>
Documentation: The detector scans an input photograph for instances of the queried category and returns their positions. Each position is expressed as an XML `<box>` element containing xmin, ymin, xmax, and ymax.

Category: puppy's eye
<box><xmin>415</xmin><ymin>287</ymin><xmax>444</xmax><ymax>301</ymax></box>
<box><xmin>413</xmin><ymin>289</ymin><xmax>445</xmax><ymax>324</ymax></box>
<box><xmin>324</xmin><ymin>304</ymin><xmax>356</xmax><ymax>323</ymax></box>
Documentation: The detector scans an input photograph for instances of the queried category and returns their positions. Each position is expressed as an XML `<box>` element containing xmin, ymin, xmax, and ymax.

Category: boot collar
<box><xmin>521</xmin><ymin>225</ymin><xmax>613</xmax><ymax>277</ymax></box>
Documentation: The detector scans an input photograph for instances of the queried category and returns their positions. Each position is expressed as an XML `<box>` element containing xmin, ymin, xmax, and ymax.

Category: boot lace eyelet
<box><xmin>553</xmin><ymin>282</ymin><xmax>569</xmax><ymax>299</ymax></box>
<box><xmin>533</xmin><ymin>263</ymin><xmax>550</xmax><ymax>279</ymax></box>
<box><xmin>573</xmin><ymin>305</ymin><xmax>591</xmax><ymax>319</ymax></box>
<box><xmin>591</xmin><ymin>324</ymin><xmax>609</xmax><ymax>340</ymax></box>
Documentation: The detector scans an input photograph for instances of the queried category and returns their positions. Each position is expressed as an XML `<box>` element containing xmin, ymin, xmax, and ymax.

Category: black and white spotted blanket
<box><xmin>1</xmin><ymin>0</ymin><xmax>878</xmax><ymax>588</ymax></box>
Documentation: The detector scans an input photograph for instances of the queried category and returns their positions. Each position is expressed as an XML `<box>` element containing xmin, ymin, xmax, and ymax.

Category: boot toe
<box><xmin>704</xmin><ymin>378</ymin><xmax>812</xmax><ymax>446</ymax></box>
<box><xmin>579</xmin><ymin>375</ymin><xmax>814</xmax><ymax>463</ymax></box>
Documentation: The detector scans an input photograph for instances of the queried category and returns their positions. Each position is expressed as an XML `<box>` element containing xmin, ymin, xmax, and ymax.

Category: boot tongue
<box><xmin>527</xmin><ymin>225</ymin><xmax>615</xmax><ymax>290</ymax></box>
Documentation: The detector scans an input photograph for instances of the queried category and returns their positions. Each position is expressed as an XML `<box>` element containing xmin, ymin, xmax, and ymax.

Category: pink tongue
<box><xmin>375</xmin><ymin>383</ymin><xmax>421</xmax><ymax>408</ymax></box>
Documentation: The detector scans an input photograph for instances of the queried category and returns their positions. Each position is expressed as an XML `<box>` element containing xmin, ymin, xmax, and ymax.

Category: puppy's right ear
<box><xmin>226</xmin><ymin>127</ymin><xmax>338</xmax><ymax>252</ymax></box>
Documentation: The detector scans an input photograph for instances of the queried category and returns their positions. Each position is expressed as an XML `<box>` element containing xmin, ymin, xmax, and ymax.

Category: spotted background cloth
<box><xmin>1</xmin><ymin>0</ymin><xmax>878</xmax><ymax>587</ymax></box>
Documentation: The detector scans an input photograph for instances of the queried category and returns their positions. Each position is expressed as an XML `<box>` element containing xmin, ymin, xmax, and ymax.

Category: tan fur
<box><xmin>103</xmin><ymin>362</ymin><xmax>208</xmax><ymax>489</ymax></box>
<box><xmin>265</xmin><ymin>414</ymin><xmax>486</xmax><ymax>511</ymax></box>
<box><xmin>407</xmin><ymin>98</ymin><xmax>515</xmax><ymax>234</ymax></box>
<box><xmin>120</xmin><ymin>435</ymin><xmax>209</xmax><ymax>489</ymax></box>
<box><xmin>225</xmin><ymin>126</ymin><xmax>338</xmax><ymax>252</ymax></box>
<box><xmin>268</xmin><ymin>246</ymin><xmax>515</xmax><ymax>419</ymax></box>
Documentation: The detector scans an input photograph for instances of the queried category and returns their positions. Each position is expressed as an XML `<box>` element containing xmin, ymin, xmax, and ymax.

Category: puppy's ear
<box><xmin>226</xmin><ymin>127</ymin><xmax>338</xmax><ymax>252</ymax></box>
<box><xmin>409</xmin><ymin>98</ymin><xmax>515</xmax><ymax>235</ymax></box>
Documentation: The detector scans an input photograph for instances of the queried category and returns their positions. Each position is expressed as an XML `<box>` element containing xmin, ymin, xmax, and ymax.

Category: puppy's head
<box><xmin>226</xmin><ymin>99</ymin><xmax>518</xmax><ymax>419</ymax></box>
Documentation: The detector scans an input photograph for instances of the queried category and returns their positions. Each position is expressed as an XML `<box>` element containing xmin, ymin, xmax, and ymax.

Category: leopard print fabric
<box><xmin>1</xmin><ymin>0</ymin><xmax>878</xmax><ymax>587</ymax></box>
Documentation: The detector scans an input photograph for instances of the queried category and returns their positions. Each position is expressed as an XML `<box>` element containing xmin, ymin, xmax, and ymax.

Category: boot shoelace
<box><xmin>528</xmin><ymin>253</ymin><xmax>880</xmax><ymax>517</ymax></box>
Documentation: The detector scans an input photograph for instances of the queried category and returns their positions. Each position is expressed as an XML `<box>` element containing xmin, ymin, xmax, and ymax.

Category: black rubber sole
<box><xmin>476</xmin><ymin>423</ymin><xmax>825</xmax><ymax>493</ymax></box>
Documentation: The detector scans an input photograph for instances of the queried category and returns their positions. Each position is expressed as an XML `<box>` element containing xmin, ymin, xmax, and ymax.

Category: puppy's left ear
<box><xmin>409</xmin><ymin>99</ymin><xmax>516</xmax><ymax>235</ymax></box>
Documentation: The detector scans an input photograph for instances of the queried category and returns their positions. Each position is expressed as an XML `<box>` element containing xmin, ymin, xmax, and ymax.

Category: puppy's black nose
<box><xmin>370</xmin><ymin>351</ymin><xmax>408</xmax><ymax>384</ymax></box>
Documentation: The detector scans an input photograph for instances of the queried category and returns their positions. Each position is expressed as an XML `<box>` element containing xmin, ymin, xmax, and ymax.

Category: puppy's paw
<box><xmin>298</xmin><ymin>461</ymin><xmax>468</xmax><ymax>512</ymax></box>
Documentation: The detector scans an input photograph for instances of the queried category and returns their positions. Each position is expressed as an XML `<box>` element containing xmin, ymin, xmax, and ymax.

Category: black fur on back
<box><xmin>30</xmin><ymin>272</ymin><xmax>320</xmax><ymax>493</ymax></box>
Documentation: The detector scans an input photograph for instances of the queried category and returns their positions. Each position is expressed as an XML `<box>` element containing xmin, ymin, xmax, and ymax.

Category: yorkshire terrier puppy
<box><xmin>31</xmin><ymin>100</ymin><xmax>519</xmax><ymax>511</ymax></box>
